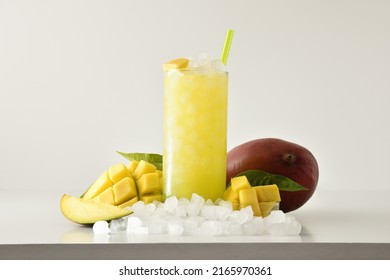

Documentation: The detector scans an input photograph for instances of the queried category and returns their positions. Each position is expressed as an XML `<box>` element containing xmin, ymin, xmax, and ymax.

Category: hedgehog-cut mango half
<box><xmin>61</xmin><ymin>160</ymin><xmax>163</xmax><ymax>224</ymax></box>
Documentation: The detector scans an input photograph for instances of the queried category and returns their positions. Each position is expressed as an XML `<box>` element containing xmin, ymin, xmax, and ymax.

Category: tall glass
<box><xmin>163</xmin><ymin>67</ymin><xmax>228</xmax><ymax>201</ymax></box>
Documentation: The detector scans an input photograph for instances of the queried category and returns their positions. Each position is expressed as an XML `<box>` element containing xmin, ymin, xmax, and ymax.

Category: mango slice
<box><xmin>163</xmin><ymin>58</ymin><xmax>189</xmax><ymax>71</ymax></box>
<box><xmin>62</xmin><ymin>159</ymin><xmax>163</xmax><ymax>224</ymax></box>
<box><xmin>82</xmin><ymin>171</ymin><xmax>112</xmax><ymax>199</ymax></box>
<box><xmin>60</xmin><ymin>194</ymin><xmax>131</xmax><ymax>225</ymax></box>
<box><xmin>223</xmin><ymin>175</ymin><xmax>281</xmax><ymax>217</ymax></box>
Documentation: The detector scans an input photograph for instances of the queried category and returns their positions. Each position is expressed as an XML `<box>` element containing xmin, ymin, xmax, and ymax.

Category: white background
<box><xmin>1</xmin><ymin>0</ymin><xmax>389</xmax><ymax>195</ymax></box>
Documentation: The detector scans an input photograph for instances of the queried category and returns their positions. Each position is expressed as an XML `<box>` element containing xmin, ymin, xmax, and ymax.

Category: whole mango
<box><xmin>227</xmin><ymin>138</ymin><xmax>319</xmax><ymax>212</ymax></box>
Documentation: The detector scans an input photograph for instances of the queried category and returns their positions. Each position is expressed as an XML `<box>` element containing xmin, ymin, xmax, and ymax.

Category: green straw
<box><xmin>221</xmin><ymin>29</ymin><xmax>235</xmax><ymax>65</ymax></box>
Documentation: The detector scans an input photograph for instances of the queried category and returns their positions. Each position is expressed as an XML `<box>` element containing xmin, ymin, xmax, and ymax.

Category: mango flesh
<box><xmin>230</xmin><ymin>176</ymin><xmax>251</xmax><ymax>192</ymax></box>
<box><xmin>238</xmin><ymin>188</ymin><xmax>261</xmax><ymax>216</ymax></box>
<box><xmin>137</xmin><ymin>173</ymin><xmax>161</xmax><ymax>196</ymax></box>
<box><xmin>82</xmin><ymin>160</ymin><xmax>162</xmax><ymax>209</ymax></box>
<box><xmin>127</xmin><ymin>161</ymin><xmax>139</xmax><ymax>175</ymax></box>
<box><xmin>61</xmin><ymin>161</ymin><xmax>162</xmax><ymax>224</ymax></box>
<box><xmin>82</xmin><ymin>171</ymin><xmax>113</xmax><ymax>200</ymax></box>
<box><xmin>162</xmin><ymin>58</ymin><xmax>189</xmax><ymax>71</ymax></box>
<box><xmin>224</xmin><ymin>175</ymin><xmax>280</xmax><ymax>217</ymax></box>
<box><xmin>113</xmin><ymin>177</ymin><xmax>137</xmax><ymax>205</ymax></box>
<box><xmin>109</xmin><ymin>163</ymin><xmax>131</xmax><ymax>184</ymax></box>
<box><xmin>60</xmin><ymin>194</ymin><xmax>132</xmax><ymax>225</ymax></box>
<box><xmin>62</xmin><ymin>160</ymin><xmax>164</xmax><ymax>224</ymax></box>
<box><xmin>140</xmin><ymin>193</ymin><xmax>163</xmax><ymax>204</ymax></box>
<box><xmin>252</xmin><ymin>184</ymin><xmax>281</xmax><ymax>202</ymax></box>
<box><xmin>134</xmin><ymin>160</ymin><xmax>157</xmax><ymax>180</ymax></box>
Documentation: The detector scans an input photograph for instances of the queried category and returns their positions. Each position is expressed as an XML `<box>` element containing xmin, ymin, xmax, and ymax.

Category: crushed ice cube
<box><xmin>215</xmin><ymin>205</ymin><xmax>232</xmax><ymax>221</ymax></box>
<box><xmin>242</xmin><ymin>221</ymin><xmax>256</xmax><ymax>235</ymax></box>
<box><xmin>200</xmin><ymin>205</ymin><xmax>216</xmax><ymax>220</ymax></box>
<box><xmin>148</xmin><ymin>216</ymin><xmax>165</xmax><ymax>234</ymax></box>
<box><xmin>216</xmin><ymin>199</ymin><xmax>233</xmax><ymax>210</ymax></box>
<box><xmin>183</xmin><ymin>216</ymin><xmax>199</xmax><ymax>234</ymax></box>
<box><xmin>186</xmin><ymin>200</ymin><xmax>203</xmax><ymax>217</ymax></box>
<box><xmin>204</xmin><ymin>199</ymin><xmax>214</xmax><ymax>206</ymax></box>
<box><xmin>285</xmin><ymin>216</ymin><xmax>302</xmax><ymax>235</ymax></box>
<box><xmin>93</xmin><ymin>221</ymin><xmax>110</xmax><ymax>235</ymax></box>
<box><xmin>228</xmin><ymin>223</ymin><xmax>242</xmax><ymax>235</ymax></box>
<box><xmin>167</xmin><ymin>219</ymin><xmax>184</xmax><ymax>236</ymax></box>
<box><xmin>252</xmin><ymin>217</ymin><xmax>265</xmax><ymax>234</ymax></box>
<box><xmin>145</xmin><ymin>203</ymin><xmax>156</xmax><ymax>214</ymax></box>
<box><xmin>267</xmin><ymin>222</ymin><xmax>286</xmax><ymax>235</ymax></box>
<box><xmin>127</xmin><ymin>216</ymin><xmax>143</xmax><ymax>232</ymax></box>
<box><xmin>130</xmin><ymin>201</ymin><xmax>145</xmax><ymax>211</ymax></box>
<box><xmin>229</xmin><ymin>209</ymin><xmax>250</xmax><ymax>224</ymax></box>
<box><xmin>267</xmin><ymin>210</ymin><xmax>286</xmax><ymax>223</ymax></box>
<box><xmin>214</xmin><ymin>198</ymin><xmax>224</xmax><ymax>205</ymax></box>
<box><xmin>240</xmin><ymin>206</ymin><xmax>254</xmax><ymax>221</ymax></box>
<box><xmin>164</xmin><ymin>196</ymin><xmax>179</xmax><ymax>213</ymax></box>
<box><xmin>191</xmin><ymin>193</ymin><xmax>205</xmax><ymax>205</ymax></box>
<box><xmin>174</xmin><ymin>205</ymin><xmax>187</xmax><ymax>217</ymax></box>
<box><xmin>211</xmin><ymin>59</ymin><xmax>226</xmax><ymax>72</ymax></box>
<box><xmin>148</xmin><ymin>222</ymin><xmax>164</xmax><ymax>234</ymax></box>
<box><xmin>187</xmin><ymin>53</ymin><xmax>226</xmax><ymax>73</ymax></box>
<box><xmin>199</xmin><ymin>220</ymin><xmax>221</xmax><ymax>236</ymax></box>
<box><xmin>178</xmin><ymin>197</ymin><xmax>190</xmax><ymax>206</ymax></box>
<box><xmin>109</xmin><ymin>217</ymin><xmax>127</xmax><ymax>232</ymax></box>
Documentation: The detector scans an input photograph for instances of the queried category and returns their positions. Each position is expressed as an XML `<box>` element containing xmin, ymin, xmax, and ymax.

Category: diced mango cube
<box><xmin>93</xmin><ymin>187</ymin><xmax>115</xmax><ymax>205</ymax></box>
<box><xmin>109</xmin><ymin>163</ymin><xmax>131</xmax><ymax>184</ymax></box>
<box><xmin>133</xmin><ymin>160</ymin><xmax>157</xmax><ymax>180</ymax></box>
<box><xmin>118</xmin><ymin>196</ymin><xmax>139</xmax><ymax>209</ymax></box>
<box><xmin>239</xmin><ymin>188</ymin><xmax>261</xmax><ymax>216</ymax></box>
<box><xmin>113</xmin><ymin>177</ymin><xmax>137</xmax><ymax>205</ymax></box>
<box><xmin>259</xmin><ymin>201</ymin><xmax>277</xmax><ymax>217</ymax></box>
<box><xmin>231</xmin><ymin>176</ymin><xmax>251</xmax><ymax>192</ymax></box>
<box><xmin>223</xmin><ymin>186</ymin><xmax>239</xmax><ymax>203</ymax></box>
<box><xmin>137</xmin><ymin>173</ymin><xmax>161</xmax><ymax>196</ymax></box>
<box><xmin>127</xmin><ymin>161</ymin><xmax>139</xmax><ymax>175</ymax></box>
<box><xmin>83</xmin><ymin>171</ymin><xmax>113</xmax><ymax>199</ymax></box>
<box><xmin>140</xmin><ymin>193</ymin><xmax>163</xmax><ymax>204</ymax></box>
<box><xmin>253</xmin><ymin>184</ymin><xmax>281</xmax><ymax>202</ymax></box>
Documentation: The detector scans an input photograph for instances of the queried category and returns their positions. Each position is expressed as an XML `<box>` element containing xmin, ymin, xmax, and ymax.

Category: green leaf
<box><xmin>116</xmin><ymin>151</ymin><xmax>163</xmax><ymax>170</ymax></box>
<box><xmin>231</xmin><ymin>170</ymin><xmax>308</xmax><ymax>192</ymax></box>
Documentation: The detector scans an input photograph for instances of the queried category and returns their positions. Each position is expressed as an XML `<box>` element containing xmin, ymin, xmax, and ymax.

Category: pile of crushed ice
<box><xmin>93</xmin><ymin>193</ymin><xmax>302</xmax><ymax>237</ymax></box>
<box><xmin>188</xmin><ymin>53</ymin><xmax>226</xmax><ymax>73</ymax></box>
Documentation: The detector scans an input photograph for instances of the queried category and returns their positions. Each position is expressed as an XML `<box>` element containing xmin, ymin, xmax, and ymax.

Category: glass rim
<box><xmin>164</xmin><ymin>69</ymin><xmax>228</xmax><ymax>75</ymax></box>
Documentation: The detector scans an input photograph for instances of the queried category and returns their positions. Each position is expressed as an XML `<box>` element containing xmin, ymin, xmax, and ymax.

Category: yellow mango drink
<box><xmin>163</xmin><ymin>57</ymin><xmax>228</xmax><ymax>201</ymax></box>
